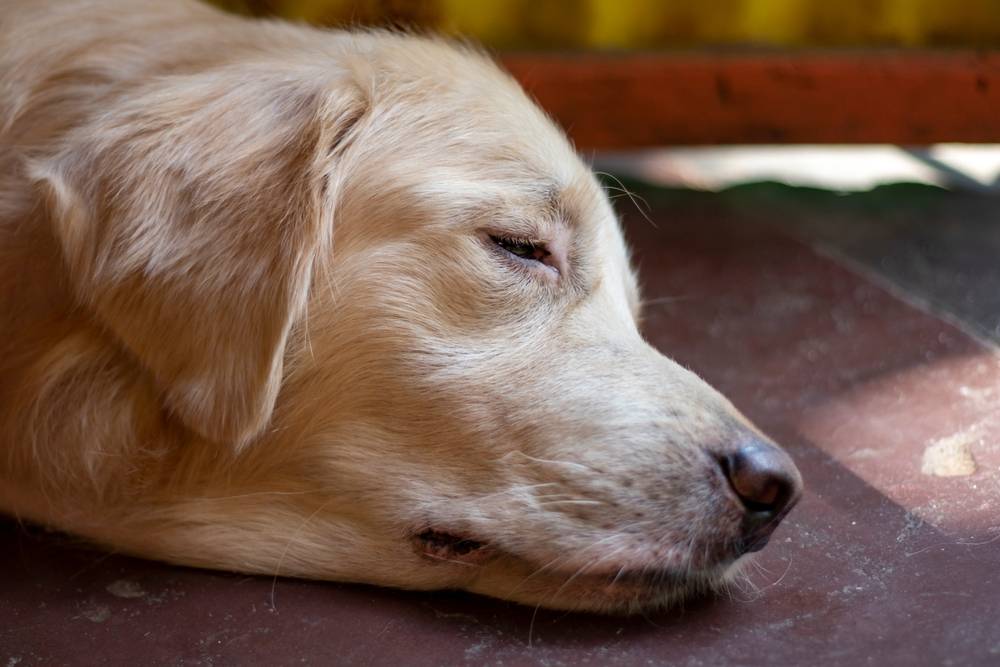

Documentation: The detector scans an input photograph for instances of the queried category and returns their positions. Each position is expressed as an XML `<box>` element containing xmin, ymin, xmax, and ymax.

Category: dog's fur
<box><xmin>0</xmin><ymin>0</ymin><xmax>800</xmax><ymax>613</ymax></box>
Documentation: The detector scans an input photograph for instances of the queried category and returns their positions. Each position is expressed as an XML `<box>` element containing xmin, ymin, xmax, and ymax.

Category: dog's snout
<box><xmin>718</xmin><ymin>439</ymin><xmax>802</xmax><ymax>553</ymax></box>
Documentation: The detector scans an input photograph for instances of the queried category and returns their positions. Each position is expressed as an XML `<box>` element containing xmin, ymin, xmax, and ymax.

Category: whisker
<box><xmin>508</xmin><ymin>531</ymin><xmax>626</xmax><ymax>602</ymax></box>
<box><xmin>269</xmin><ymin>496</ymin><xmax>337</xmax><ymax>611</ymax></box>
<box><xmin>593</xmin><ymin>171</ymin><xmax>657</xmax><ymax>229</ymax></box>
<box><xmin>419</xmin><ymin>552</ymin><xmax>481</xmax><ymax>568</ymax></box>
<box><xmin>535</xmin><ymin>499</ymin><xmax>605</xmax><ymax>507</ymax></box>
<box><xmin>760</xmin><ymin>556</ymin><xmax>793</xmax><ymax>591</ymax></box>
<box><xmin>502</xmin><ymin>451</ymin><xmax>597</xmax><ymax>473</ymax></box>
<box><xmin>527</xmin><ymin>602</ymin><xmax>543</xmax><ymax>648</ymax></box>
<box><xmin>472</xmin><ymin>482</ymin><xmax>561</xmax><ymax>503</ymax></box>
<box><xmin>192</xmin><ymin>490</ymin><xmax>316</xmax><ymax>502</ymax></box>
<box><xmin>505</xmin><ymin>552</ymin><xmax>574</xmax><ymax>600</ymax></box>
<box><xmin>642</xmin><ymin>294</ymin><xmax>698</xmax><ymax>307</ymax></box>
<box><xmin>544</xmin><ymin>552</ymin><xmax>607</xmax><ymax>610</ymax></box>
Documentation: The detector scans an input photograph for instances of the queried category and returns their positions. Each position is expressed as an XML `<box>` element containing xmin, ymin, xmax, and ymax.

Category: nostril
<box><xmin>719</xmin><ymin>442</ymin><xmax>800</xmax><ymax>518</ymax></box>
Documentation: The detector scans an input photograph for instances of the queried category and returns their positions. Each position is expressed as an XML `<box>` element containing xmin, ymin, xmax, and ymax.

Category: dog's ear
<box><xmin>32</xmin><ymin>67</ymin><xmax>366</xmax><ymax>448</ymax></box>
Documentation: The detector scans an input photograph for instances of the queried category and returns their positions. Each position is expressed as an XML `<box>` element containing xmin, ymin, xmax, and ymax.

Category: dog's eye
<box><xmin>490</xmin><ymin>235</ymin><xmax>548</xmax><ymax>263</ymax></box>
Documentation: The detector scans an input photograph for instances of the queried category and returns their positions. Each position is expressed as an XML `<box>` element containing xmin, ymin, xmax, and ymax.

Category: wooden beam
<box><xmin>500</xmin><ymin>51</ymin><xmax>1000</xmax><ymax>148</ymax></box>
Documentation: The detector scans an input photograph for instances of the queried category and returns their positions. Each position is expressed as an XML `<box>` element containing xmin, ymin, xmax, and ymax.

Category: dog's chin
<box><xmin>412</xmin><ymin>528</ymin><xmax>745</xmax><ymax>614</ymax></box>
<box><xmin>485</xmin><ymin>564</ymin><xmax>737</xmax><ymax>615</ymax></box>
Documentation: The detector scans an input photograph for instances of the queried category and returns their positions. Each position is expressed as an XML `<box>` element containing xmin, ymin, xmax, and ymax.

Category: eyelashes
<box><xmin>490</xmin><ymin>234</ymin><xmax>550</xmax><ymax>263</ymax></box>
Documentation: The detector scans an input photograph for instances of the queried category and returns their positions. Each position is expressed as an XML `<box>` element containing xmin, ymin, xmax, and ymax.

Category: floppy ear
<box><xmin>32</xmin><ymin>67</ymin><xmax>366</xmax><ymax>448</ymax></box>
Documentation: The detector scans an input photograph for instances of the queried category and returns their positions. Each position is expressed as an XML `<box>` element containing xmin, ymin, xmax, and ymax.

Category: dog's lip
<box><xmin>412</xmin><ymin>528</ymin><xmax>736</xmax><ymax>593</ymax></box>
<box><xmin>412</xmin><ymin>528</ymin><xmax>496</xmax><ymax>564</ymax></box>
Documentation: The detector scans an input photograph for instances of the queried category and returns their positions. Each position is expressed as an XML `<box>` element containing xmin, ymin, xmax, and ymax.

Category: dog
<box><xmin>0</xmin><ymin>0</ymin><xmax>801</xmax><ymax>613</ymax></box>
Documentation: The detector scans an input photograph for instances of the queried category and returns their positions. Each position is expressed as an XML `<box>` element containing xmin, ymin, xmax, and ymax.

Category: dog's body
<box><xmin>0</xmin><ymin>0</ymin><xmax>801</xmax><ymax>613</ymax></box>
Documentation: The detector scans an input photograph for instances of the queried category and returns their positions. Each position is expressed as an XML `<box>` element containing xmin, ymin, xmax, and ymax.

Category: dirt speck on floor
<box><xmin>78</xmin><ymin>603</ymin><xmax>111</xmax><ymax>623</ymax></box>
<box><xmin>106</xmin><ymin>579</ymin><xmax>146</xmax><ymax>599</ymax></box>
<box><xmin>921</xmin><ymin>431</ymin><xmax>978</xmax><ymax>477</ymax></box>
<box><xmin>958</xmin><ymin>385</ymin><xmax>996</xmax><ymax>403</ymax></box>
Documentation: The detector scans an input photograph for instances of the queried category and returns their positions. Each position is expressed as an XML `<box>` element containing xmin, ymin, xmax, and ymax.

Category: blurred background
<box><xmin>215</xmin><ymin>0</ymin><xmax>1000</xmax><ymax>49</ymax></box>
<box><xmin>211</xmin><ymin>0</ymin><xmax>1000</xmax><ymax>193</ymax></box>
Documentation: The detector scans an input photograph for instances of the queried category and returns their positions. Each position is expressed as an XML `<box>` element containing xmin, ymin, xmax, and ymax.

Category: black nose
<box><xmin>720</xmin><ymin>440</ymin><xmax>802</xmax><ymax>552</ymax></box>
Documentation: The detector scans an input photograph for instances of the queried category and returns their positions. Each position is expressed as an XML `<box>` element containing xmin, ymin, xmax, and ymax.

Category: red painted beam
<box><xmin>500</xmin><ymin>51</ymin><xmax>1000</xmax><ymax>148</ymax></box>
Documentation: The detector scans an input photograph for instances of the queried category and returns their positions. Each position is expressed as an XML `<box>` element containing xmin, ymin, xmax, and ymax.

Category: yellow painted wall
<box><xmin>215</xmin><ymin>0</ymin><xmax>1000</xmax><ymax>48</ymax></box>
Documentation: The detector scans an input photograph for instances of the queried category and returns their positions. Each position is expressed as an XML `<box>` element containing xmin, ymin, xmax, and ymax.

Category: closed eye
<box><xmin>490</xmin><ymin>234</ymin><xmax>550</xmax><ymax>264</ymax></box>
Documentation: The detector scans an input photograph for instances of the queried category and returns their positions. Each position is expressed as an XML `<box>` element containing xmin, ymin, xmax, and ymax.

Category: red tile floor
<box><xmin>3</xmin><ymin>183</ymin><xmax>999</xmax><ymax>665</ymax></box>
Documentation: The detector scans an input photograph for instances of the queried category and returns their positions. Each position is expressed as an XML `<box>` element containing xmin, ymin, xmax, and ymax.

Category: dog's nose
<box><xmin>723</xmin><ymin>442</ymin><xmax>799</xmax><ymax>514</ymax></box>
<box><xmin>719</xmin><ymin>439</ymin><xmax>802</xmax><ymax>553</ymax></box>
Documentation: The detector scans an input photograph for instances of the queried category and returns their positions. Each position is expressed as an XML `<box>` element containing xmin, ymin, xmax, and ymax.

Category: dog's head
<box><xmin>36</xmin><ymin>33</ymin><xmax>800</xmax><ymax>613</ymax></box>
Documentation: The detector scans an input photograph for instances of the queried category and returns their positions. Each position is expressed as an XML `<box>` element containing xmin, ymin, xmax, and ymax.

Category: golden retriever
<box><xmin>0</xmin><ymin>0</ymin><xmax>802</xmax><ymax>613</ymax></box>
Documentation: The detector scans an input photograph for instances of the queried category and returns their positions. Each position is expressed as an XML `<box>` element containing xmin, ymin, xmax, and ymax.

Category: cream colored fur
<box><xmin>0</xmin><ymin>0</ymin><xmax>793</xmax><ymax>613</ymax></box>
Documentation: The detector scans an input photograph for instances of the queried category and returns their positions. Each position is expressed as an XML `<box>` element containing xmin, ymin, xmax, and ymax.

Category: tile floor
<box><xmin>3</xmin><ymin>182</ymin><xmax>998</xmax><ymax>666</ymax></box>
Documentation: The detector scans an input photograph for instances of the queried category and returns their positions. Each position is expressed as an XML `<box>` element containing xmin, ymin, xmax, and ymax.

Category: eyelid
<box><xmin>485</xmin><ymin>235</ymin><xmax>560</xmax><ymax>279</ymax></box>
<box><xmin>491</xmin><ymin>233</ymin><xmax>531</xmax><ymax>244</ymax></box>
<box><xmin>482</xmin><ymin>216</ymin><xmax>545</xmax><ymax>237</ymax></box>
<box><xmin>490</xmin><ymin>234</ymin><xmax>545</xmax><ymax>251</ymax></box>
